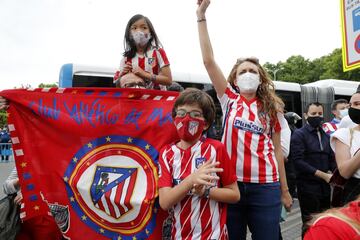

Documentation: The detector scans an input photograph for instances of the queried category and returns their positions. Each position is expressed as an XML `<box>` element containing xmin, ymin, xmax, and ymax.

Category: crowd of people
<box><xmin>1</xmin><ymin>0</ymin><xmax>360</xmax><ymax>239</ymax></box>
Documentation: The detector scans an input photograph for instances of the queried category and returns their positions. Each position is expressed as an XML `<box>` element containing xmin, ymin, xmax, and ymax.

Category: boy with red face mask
<box><xmin>158</xmin><ymin>88</ymin><xmax>240</xmax><ymax>240</ymax></box>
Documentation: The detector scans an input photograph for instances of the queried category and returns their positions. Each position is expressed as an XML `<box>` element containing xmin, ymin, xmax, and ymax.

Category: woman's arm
<box><xmin>273</xmin><ymin>132</ymin><xmax>292</xmax><ymax>211</ymax></box>
<box><xmin>334</xmin><ymin>139</ymin><xmax>360</xmax><ymax>178</ymax></box>
<box><xmin>197</xmin><ymin>0</ymin><xmax>227</xmax><ymax>97</ymax></box>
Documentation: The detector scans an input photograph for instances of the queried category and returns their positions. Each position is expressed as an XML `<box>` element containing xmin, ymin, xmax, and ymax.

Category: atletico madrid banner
<box><xmin>0</xmin><ymin>87</ymin><xmax>179</xmax><ymax>240</ymax></box>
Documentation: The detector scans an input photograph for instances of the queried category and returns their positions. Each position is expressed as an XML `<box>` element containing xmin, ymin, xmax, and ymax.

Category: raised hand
<box><xmin>197</xmin><ymin>0</ymin><xmax>210</xmax><ymax>18</ymax></box>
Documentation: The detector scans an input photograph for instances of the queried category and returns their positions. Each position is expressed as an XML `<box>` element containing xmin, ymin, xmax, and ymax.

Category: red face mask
<box><xmin>174</xmin><ymin>115</ymin><xmax>205</xmax><ymax>142</ymax></box>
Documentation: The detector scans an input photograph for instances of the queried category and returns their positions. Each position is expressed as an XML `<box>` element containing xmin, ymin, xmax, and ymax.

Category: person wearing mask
<box><xmin>113</xmin><ymin>14</ymin><xmax>172</xmax><ymax>90</ymax></box>
<box><xmin>196</xmin><ymin>1</ymin><xmax>292</xmax><ymax>239</ymax></box>
<box><xmin>290</xmin><ymin>102</ymin><xmax>336</xmax><ymax>237</ymax></box>
<box><xmin>330</xmin><ymin>91</ymin><xmax>360</xmax><ymax>205</ymax></box>
<box><xmin>338</xmin><ymin>85</ymin><xmax>360</xmax><ymax>129</ymax></box>
<box><xmin>322</xmin><ymin>99</ymin><xmax>349</xmax><ymax>135</ymax></box>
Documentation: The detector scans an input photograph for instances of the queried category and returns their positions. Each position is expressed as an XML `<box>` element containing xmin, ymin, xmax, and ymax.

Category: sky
<box><xmin>0</xmin><ymin>0</ymin><xmax>342</xmax><ymax>90</ymax></box>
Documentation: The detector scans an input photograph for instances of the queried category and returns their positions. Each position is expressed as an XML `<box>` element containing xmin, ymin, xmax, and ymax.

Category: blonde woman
<box><xmin>304</xmin><ymin>196</ymin><xmax>360</xmax><ymax>239</ymax></box>
<box><xmin>196</xmin><ymin>1</ymin><xmax>292</xmax><ymax>239</ymax></box>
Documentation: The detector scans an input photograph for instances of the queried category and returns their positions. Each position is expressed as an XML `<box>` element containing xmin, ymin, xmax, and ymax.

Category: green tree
<box><xmin>263</xmin><ymin>48</ymin><xmax>360</xmax><ymax>83</ymax></box>
<box><xmin>0</xmin><ymin>111</ymin><xmax>8</xmax><ymax>128</ymax></box>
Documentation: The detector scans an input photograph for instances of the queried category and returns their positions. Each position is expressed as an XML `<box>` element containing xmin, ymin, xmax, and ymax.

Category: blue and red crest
<box><xmin>64</xmin><ymin>135</ymin><xmax>159</xmax><ymax>240</ymax></box>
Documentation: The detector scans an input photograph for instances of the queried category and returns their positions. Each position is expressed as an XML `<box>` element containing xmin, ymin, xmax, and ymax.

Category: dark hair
<box><xmin>172</xmin><ymin>88</ymin><xmax>216</xmax><ymax>127</ymax></box>
<box><xmin>123</xmin><ymin>14</ymin><xmax>161</xmax><ymax>58</ymax></box>
<box><xmin>304</xmin><ymin>102</ymin><xmax>323</xmax><ymax>113</ymax></box>
<box><xmin>167</xmin><ymin>82</ymin><xmax>184</xmax><ymax>92</ymax></box>
<box><xmin>331</xmin><ymin>99</ymin><xmax>348</xmax><ymax>111</ymax></box>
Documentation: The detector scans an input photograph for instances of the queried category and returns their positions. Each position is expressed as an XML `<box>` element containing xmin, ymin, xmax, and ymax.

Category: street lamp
<box><xmin>273</xmin><ymin>68</ymin><xmax>282</xmax><ymax>81</ymax></box>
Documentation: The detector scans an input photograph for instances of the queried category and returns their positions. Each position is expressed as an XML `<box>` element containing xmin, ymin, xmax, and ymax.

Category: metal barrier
<box><xmin>0</xmin><ymin>143</ymin><xmax>14</xmax><ymax>162</ymax></box>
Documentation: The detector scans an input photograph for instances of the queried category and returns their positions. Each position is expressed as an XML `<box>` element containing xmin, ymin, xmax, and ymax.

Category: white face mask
<box><xmin>131</xmin><ymin>31</ymin><xmax>151</xmax><ymax>47</ymax></box>
<box><xmin>236</xmin><ymin>72</ymin><xmax>260</xmax><ymax>93</ymax></box>
<box><xmin>339</xmin><ymin>108</ymin><xmax>349</xmax><ymax>119</ymax></box>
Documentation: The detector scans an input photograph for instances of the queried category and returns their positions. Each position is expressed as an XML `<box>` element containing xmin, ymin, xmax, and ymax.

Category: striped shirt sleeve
<box><xmin>156</xmin><ymin>48</ymin><xmax>170</xmax><ymax>69</ymax></box>
<box><xmin>218</xmin><ymin>84</ymin><xmax>238</xmax><ymax>115</ymax></box>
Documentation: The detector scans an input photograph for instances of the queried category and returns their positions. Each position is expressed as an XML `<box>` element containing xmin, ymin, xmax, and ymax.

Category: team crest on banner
<box><xmin>188</xmin><ymin>121</ymin><xmax>199</xmax><ymax>136</ymax></box>
<box><xmin>64</xmin><ymin>135</ymin><xmax>158</xmax><ymax>240</ymax></box>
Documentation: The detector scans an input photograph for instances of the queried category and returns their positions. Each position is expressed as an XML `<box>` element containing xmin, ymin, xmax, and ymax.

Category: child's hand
<box><xmin>132</xmin><ymin>67</ymin><xmax>147</xmax><ymax>78</ymax></box>
<box><xmin>191</xmin><ymin>161</ymin><xmax>222</xmax><ymax>187</ymax></box>
<box><xmin>122</xmin><ymin>62</ymin><xmax>132</xmax><ymax>75</ymax></box>
<box><xmin>191</xmin><ymin>184</ymin><xmax>205</xmax><ymax>196</ymax></box>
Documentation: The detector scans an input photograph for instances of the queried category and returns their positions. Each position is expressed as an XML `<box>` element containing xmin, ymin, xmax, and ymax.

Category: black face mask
<box><xmin>307</xmin><ymin>116</ymin><xmax>324</xmax><ymax>128</ymax></box>
<box><xmin>349</xmin><ymin>107</ymin><xmax>360</xmax><ymax>124</ymax></box>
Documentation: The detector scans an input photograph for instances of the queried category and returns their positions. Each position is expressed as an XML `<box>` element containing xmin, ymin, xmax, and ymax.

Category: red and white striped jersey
<box><xmin>219</xmin><ymin>85</ymin><xmax>285</xmax><ymax>183</ymax></box>
<box><xmin>158</xmin><ymin>137</ymin><xmax>236</xmax><ymax>240</ymax></box>
<box><xmin>114</xmin><ymin>46</ymin><xmax>170</xmax><ymax>90</ymax></box>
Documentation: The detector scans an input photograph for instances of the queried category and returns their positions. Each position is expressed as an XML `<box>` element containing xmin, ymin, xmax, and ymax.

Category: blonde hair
<box><xmin>227</xmin><ymin>57</ymin><xmax>284</xmax><ymax>122</ymax></box>
<box><xmin>307</xmin><ymin>199</ymin><xmax>360</xmax><ymax>234</ymax></box>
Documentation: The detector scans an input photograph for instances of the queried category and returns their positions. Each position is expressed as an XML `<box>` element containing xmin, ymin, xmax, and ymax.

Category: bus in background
<box><xmin>58</xmin><ymin>63</ymin><xmax>358</xmax><ymax>139</ymax></box>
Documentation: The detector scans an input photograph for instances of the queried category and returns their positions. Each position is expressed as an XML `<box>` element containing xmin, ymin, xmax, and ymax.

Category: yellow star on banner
<box><xmin>144</xmin><ymin>199</ymin><xmax>148</xmax><ymax>204</ymax></box>
<box><xmin>34</xmin><ymin>205</ymin><xmax>40</xmax><ymax>211</ymax></box>
<box><xmin>70</xmin><ymin>197</ymin><xmax>75</xmax><ymax>202</ymax></box>
<box><xmin>100</xmin><ymin>228</ymin><xmax>105</xmax><ymax>233</ymax></box>
<box><xmin>145</xmin><ymin>144</ymin><xmax>150</xmax><ymax>150</ymax></box>
<box><xmin>63</xmin><ymin>176</ymin><xmax>69</xmax><ymax>182</ymax></box>
<box><xmin>128</xmin><ymin>94</ymin><xmax>135</xmax><ymax>99</ymax></box>
<box><xmin>71</xmin><ymin>90</ymin><xmax>77</xmax><ymax>94</ymax></box>
<box><xmin>81</xmin><ymin>215</ymin><xmax>87</xmax><ymax>221</ymax></box>
<box><xmin>86</xmin><ymin>162</ymin><xmax>90</xmax><ymax>166</ymax></box>
<box><xmin>20</xmin><ymin>162</ymin><xmax>27</xmax><ymax>168</ymax></box>
<box><xmin>87</xmin><ymin>142</ymin><xmax>93</xmax><ymax>148</ymax></box>
<box><xmin>73</xmin><ymin>157</ymin><xmax>78</xmax><ymax>163</ymax></box>
<box><xmin>127</xmin><ymin>137</ymin><xmax>133</xmax><ymax>143</ymax></box>
<box><xmin>106</xmin><ymin>136</ymin><xmax>111</xmax><ymax>142</ymax></box>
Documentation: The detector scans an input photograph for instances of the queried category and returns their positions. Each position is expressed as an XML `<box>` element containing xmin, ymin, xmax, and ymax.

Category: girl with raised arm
<box><xmin>196</xmin><ymin>1</ymin><xmax>292</xmax><ymax>239</ymax></box>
